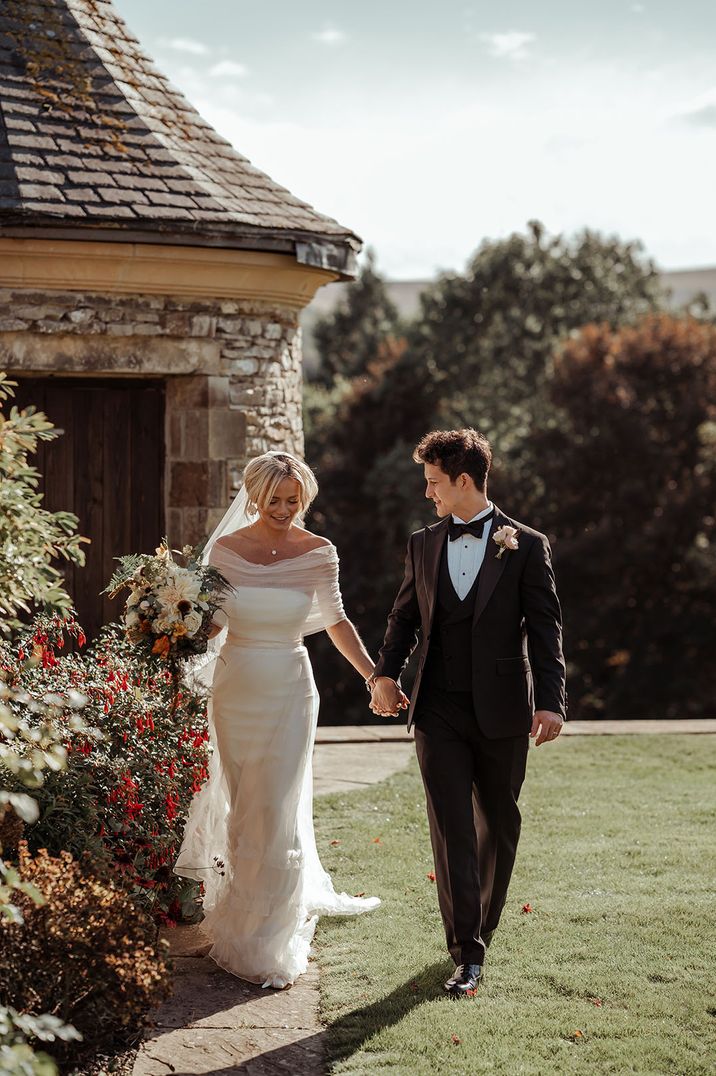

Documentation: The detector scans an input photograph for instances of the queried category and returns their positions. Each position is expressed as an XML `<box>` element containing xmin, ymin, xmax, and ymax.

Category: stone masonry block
<box><xmin>209</xmin><ymin>408</ymin><xmax>246</xmax><ymax>459</ymax></box>
<box><xmin>182</xmin><ymin>410</ymin><xmax>210</xmax><ymax>458</ymax></box>
<box><xmin>207</xmin><ymin>376</ymin><xmax>229</xmax><ymax>408</ymax></box>
<box><xmin>167</xmin><ymin>376</ymin><xmax>209</xmax><ymax>409</ymax></box>
<box><xmin>208</xmin><ymin>458</ymin><xmax>228</xmax><ymax>507</ymax></box>
<box><xmin>169</xmin><ymin>461</ymin><xmax>208</xmax><ymax>507</ymax></box>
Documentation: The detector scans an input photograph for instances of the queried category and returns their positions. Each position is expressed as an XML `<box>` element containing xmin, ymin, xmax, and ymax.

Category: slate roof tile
<box><xmin>0</xmin><ymin>0</ymin><xmax>360</xmax><ymax>270</ymax></box>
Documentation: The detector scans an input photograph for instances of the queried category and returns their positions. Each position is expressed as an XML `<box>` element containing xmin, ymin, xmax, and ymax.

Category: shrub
<box><xmin>0</xmin><ymin>374</ymin><xmax>88</xmax><ymax>635</ymax></box>
<box><xmin>0</xmin><ymin>842</ymin><xmax>171</xmax><ymax>1067</ymax></box>
<box><xmin>1</xmin><ymin>612</ymin><xmax>210</xmax><ymax>921</ymax></box>
<box><xmin>0</xmin><ymin>1008</ymin><xmax>81</xmax><ymax>1076</ymax></box>
<box><xmin>1</xmin><ymin>644</ymin><xmax>90</xmax><ymax>1074</ymax></box>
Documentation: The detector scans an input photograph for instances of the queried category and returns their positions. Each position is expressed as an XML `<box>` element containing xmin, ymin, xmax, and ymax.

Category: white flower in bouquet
<box><xmin>155</xmin><ymin>613</ymin><xmax>179</xmax><ymax>634</ymax></box>
<box><xmin>183</xmin><ymin>610</ymin><xmax>203</xmax><ymax>636</ymax></box>
<box><xmin>156</xmin><ymin>570</ymin><xmax>202</xmax><ymax>610</ymax></box>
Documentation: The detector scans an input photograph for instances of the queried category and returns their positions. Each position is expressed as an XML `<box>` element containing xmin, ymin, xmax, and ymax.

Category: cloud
<box><xmin>209</xmin><ymin>60</ymin><xmax>248</xmax><ymax>78</ymax></box>
<box><xmin>160</xmin><ymin>37</ymin><xmax>210</xmax><ymax>56</ymax></box>
<box><xmin>479</xmin><ymin>31</ymin><xmax>535</xmax><ymax>60</ymax></box>
<box><xmin>312</xmin><ymin>28</ymin><xmax>347</xmax><ymax>46</ymax></box>
<box><xmin>678</xmin><ymin>103</ymin><xmax>716</xmax><ymax>127</ymax></box>
<box><xmin>672</xmin><ymin>90</ymin><xmax>716</xmax><ymax>128</ymax></box>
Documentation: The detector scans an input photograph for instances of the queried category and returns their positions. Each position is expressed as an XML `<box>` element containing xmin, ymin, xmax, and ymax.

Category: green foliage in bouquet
<box><xmin>0</xmin><ymin>374</ymin><xmax>89</xmax><ymax>636</ymax></box>
<box><xmin>0</xmin><ymin>842</ymin><xmax>171</xmax><ymax>1068</ymax></box>
<box><xmin>0</xmin><ymin>612</ymin><xmax>210</xmax><ymax>923</ymax></box>
<box><xmin>102</xmin><ymin>537</ymin><xmax>233</xmax><ymax>663</ymax></box>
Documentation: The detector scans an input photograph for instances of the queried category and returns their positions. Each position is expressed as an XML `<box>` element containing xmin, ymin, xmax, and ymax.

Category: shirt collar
<box><xmin>452</xmin><ymin>501</ymin><xmax>493</xmax><ymax>525</ymax></box>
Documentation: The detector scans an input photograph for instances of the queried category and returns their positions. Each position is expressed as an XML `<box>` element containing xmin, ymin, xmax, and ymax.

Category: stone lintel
<box><xmin>0</xmin><ymin>331</ymin><xmax>221</xmax><ymax>377</ymax></box>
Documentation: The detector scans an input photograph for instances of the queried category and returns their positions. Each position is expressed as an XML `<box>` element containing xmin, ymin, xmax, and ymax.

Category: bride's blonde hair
<box><xmin>243</xmin><ymin>451</ymin><xmax>318</xmax><ymax>522</ymax></box>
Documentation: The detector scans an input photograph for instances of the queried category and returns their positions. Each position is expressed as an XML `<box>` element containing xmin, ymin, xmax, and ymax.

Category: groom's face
<box><xmin>424</xmin><ymin>462</ymin><xmax>461</xmax><ymax>517</ymax></box>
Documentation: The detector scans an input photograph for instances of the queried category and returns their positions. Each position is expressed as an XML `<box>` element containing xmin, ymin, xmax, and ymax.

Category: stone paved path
<box><xmin>133</xmin><ymin>719</ymin><xmax>715</xmax><ymax>1075</ymax></box>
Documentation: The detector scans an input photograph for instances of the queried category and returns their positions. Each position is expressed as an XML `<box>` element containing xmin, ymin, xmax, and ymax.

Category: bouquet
<box><xmin>102</xmin><ymin>539</ymin><xmax>233</xmax><ymax>663</ymax></box>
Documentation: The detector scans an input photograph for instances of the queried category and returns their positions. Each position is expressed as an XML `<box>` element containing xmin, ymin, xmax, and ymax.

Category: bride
<box><xmin>174</xmin><ymin>450</ymin><xmax>386</xmax><ymax>989</ymax></box>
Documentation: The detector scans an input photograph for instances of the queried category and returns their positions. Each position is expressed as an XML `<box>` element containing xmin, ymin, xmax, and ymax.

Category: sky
<box><xmin>113</xmin><ymin>0</ymin><xmax>716</xmax><ymax>279</ymax></box>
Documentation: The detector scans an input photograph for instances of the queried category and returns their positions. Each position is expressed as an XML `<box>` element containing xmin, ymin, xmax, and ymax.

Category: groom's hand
<box><xmin>531</xmin><ymin>710</ymin><xmax>564</xmax><ymax>746</ymax></box>
<box><xmin>370</xmin><ymin>677</ymin><xmax>409</xmax><ymax>717</ymax></box>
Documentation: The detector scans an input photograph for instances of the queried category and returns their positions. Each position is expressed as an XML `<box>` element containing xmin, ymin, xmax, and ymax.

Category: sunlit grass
<box><xmin>314</xmin><ymin>735</ymin><xmax>716</xmax><ymax>1075</ymax></box>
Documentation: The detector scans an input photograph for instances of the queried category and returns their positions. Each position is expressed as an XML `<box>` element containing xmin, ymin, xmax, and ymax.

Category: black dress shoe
<box><xmin>444</xmin><ymin>963</ymin><xmax>482</xmax><ymax>997</ymax></box>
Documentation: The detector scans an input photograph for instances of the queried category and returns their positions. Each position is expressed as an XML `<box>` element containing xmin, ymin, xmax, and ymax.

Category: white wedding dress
<box><xmin>174</xmin><ymin>540</ymin><xmax>380</xmax><ymax>987</ymax></box>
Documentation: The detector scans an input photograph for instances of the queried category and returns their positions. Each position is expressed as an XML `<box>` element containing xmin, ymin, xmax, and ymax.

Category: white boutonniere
<box><xmin>493</xmin><ymin>525</ymin><xmax>520</xmax><ymax>559</ymax></box>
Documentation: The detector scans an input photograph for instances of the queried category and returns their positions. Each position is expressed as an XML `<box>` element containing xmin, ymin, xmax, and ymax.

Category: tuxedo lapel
<box><xmin>473</xmin><ymin>506</ymin><xmax>510</xmax><ymax>629</ymax></box>
<box><xmin>422</xmin><ymin>517</ymin><xmax>449</xmax><ymax>626</ymax></box>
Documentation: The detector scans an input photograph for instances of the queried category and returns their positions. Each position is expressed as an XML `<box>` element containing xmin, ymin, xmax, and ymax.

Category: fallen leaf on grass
<box><xmin>589</xmin><ymin>997</ymin><xmax>603</xmax><ymax>1007</ymax></box>
<box><xmin>372</xmin><ymin>837</ymin><xmax>382</xmax><ymax>844</ymax></box>
<box><xmin>572</xmin><ymin>1030</ymin><xmax>584</xmax><ymax>1040</ymax></box>
<box><xmin>521</xmin><ymin>902</ymin><xmax>533</xmax><ymax>913</ymax></box>
<box><xmin>427</xmin><ymin>870</ymin><xmax>436</xmax><ymax>882</ymax></box>
<box><xmin>354</xmin><ymin>892</ymin><xmax>366</xmax><ymax>897</ymax></box>
<box><xmin>330</xmin><ymin>839</ymin><xmax>341</xmax><ymax>846</ymax></box>
<box><xmin>451</xmin><ymin>1034</ymin><xmax>461</xmax><ymax>1045</ymax></box>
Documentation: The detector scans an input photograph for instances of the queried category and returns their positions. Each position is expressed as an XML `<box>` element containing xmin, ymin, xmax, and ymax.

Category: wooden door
<box><xmin>11</xmin><ymin>377</ymin><xmax>165</xmax><ymax>640</ymax></box>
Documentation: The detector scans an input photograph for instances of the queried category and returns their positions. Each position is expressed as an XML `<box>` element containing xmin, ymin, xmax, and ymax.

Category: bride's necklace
<box><xmin>252</xmin><ymin>524</ymin><xmax>288</xmax><ymax>560</ymax></box>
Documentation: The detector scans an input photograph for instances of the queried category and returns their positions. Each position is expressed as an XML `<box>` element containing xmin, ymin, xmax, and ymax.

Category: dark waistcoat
<box><xmin>422</xmin><ymin>539</ymin><xmax>481</xmax><ymax>693</ymax></box>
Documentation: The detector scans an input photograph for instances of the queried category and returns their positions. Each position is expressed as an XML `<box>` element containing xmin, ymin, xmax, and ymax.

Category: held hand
<box><xmin>530</xmin><ymin>709</ymin><xmax>564</xmax><ymax>746</ymax></box>
<box><xmin>370</xmin><ymin>677</ymin><xmax>409</xmax><ymax>717</ymax></box>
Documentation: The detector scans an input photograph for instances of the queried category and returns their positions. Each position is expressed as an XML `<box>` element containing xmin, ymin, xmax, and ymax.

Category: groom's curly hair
<box><xmin>413</xmin><ymin>428</ymin><xmax>492</xmax><ymax>490</ymax></box>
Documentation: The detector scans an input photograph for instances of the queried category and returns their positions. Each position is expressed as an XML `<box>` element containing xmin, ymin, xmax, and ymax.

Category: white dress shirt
<box><xmin>447</xmin><ymin>502</ymin><xmax>494</xmax><ymax>600</ymax></box>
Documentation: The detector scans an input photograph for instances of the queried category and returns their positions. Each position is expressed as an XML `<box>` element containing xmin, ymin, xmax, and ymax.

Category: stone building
<box><xmin>0</xmin><ymin>0</ymin><xmax>360</xmax><ymax>635</ymax></box>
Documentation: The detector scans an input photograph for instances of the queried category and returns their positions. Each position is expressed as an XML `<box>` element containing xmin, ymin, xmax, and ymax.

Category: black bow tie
<box><xmin>448</xmin><ymin>510</ymin><xmax>494</xmax><ymax>542</ymax></box>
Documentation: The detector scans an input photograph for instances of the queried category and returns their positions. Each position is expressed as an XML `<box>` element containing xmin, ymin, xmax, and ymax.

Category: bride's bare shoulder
<box><xmin>297</xmin><ymin>531</ymin><xmax>333</xmax><ymax>553</ymax></box>
<box><xmin>214</xmin><ymin>528</ymin><xmax>255</xmax><ymax>552</ymax></box>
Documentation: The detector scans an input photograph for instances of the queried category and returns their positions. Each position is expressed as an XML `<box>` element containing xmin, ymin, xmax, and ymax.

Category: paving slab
<box><xmin>313</xmin><ymin>741</ymin><xmax>413</xmax><ymax>795</ymax></box>
<box><xmin>315</xmin><ymin>719</ymin><xmax>716</xmax><ymax>743</ymax></box>
<box><xmin>150</xmin><ymin>957</ymin><xmax>320</xmax><ymax>1032</ymax></box>
<box><xmin>133</xmin><ymin>1024</ymin><xmax>325</xmax><ymax>1076</ymax></box>
<box><xmin>561</xmin><ymin>718</ymin><xmax>716</xmax><ymax>735</ymax></box>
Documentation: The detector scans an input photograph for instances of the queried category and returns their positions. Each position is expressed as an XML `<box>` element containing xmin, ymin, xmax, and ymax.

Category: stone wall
<box><xmin>0</xmin><ymin>287</ymin><xmax>304</xmax><ymax>545</ymax></box>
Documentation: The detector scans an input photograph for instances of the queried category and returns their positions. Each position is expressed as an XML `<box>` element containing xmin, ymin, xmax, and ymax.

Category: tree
<box><xmin>413</xmin><ymin>221</ymin><xmax>663</xmax><ymax>451</ymax></box>
<box><xmin>514</xmin><ymin>314</ymin><xmax>716</xmax><ymax>718</ymax></box>
<box><xmin>309</xmin><ymin>249</ymin><xmax>401</xmax><ymax>386</ymax></box>
<box><xmin>0</xmin><ymin>375</ymin><xmax>88</xmax><ymax>635</ymax></box>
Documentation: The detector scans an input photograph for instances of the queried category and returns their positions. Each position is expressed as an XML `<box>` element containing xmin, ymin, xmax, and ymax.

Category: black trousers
<box><xmin>413</xmin><ymin>686</ymin><xmax>529</xmax><ymax>966</ymax></box>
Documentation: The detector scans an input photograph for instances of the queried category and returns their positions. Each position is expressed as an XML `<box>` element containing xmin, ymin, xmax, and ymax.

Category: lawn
<box><xmin>313</xmin><ymin>734</ymin><xmax>716</xmax><ymax>1075</ymax></box>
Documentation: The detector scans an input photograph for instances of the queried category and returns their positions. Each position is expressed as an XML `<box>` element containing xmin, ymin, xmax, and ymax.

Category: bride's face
<box><xmin>258</xmin><ymin>477</ymin><xmax>302</xmax><ymax>531</ymax></box>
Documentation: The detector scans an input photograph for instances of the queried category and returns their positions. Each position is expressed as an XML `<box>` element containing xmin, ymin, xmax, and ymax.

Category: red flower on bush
<box><xmin>2</xmin><ymin>613</ymin><xmax>211</xmax><ymax>922</ymax></box>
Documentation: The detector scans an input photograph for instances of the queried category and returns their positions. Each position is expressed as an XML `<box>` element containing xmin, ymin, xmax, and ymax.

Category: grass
<box><xmin>313</xmin><ymin>735</ymin><xmax>716</xmax><ymax>1075</ymax></box>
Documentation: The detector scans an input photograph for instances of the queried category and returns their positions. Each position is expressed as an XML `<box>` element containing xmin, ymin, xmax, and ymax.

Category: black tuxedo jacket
<box><xmin>373</xmin><ymin>506</ymin><xmax>567</xmax><ymax>737</ymax></box>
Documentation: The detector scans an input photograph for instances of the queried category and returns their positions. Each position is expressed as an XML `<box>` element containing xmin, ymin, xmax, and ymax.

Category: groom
<box><xmin>368</xmin><ymin>429</ymin><xmax>566</xmax><ymax>997</ymax></box>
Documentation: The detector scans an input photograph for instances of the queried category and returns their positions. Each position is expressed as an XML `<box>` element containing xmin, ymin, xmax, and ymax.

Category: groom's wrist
<box><xmin>365</xmin><ymin>673</ymin><xmax>396</xmax><ymax>693</ymax></box>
